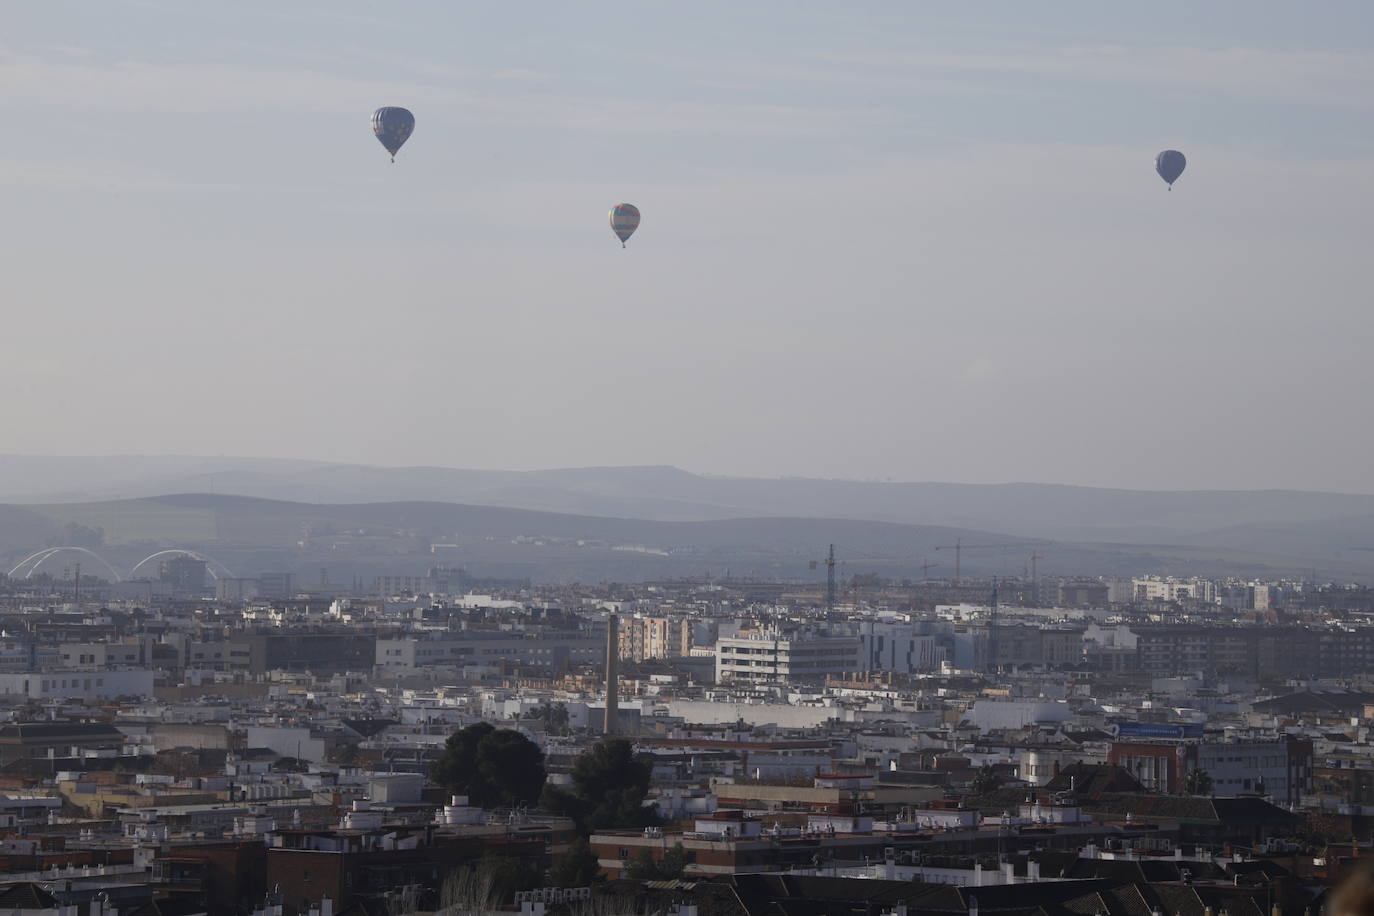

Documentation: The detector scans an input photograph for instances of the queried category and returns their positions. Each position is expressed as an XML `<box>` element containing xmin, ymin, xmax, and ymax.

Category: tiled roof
<box><xmin>0</xmin><ymin>882</ymin><xmax>60</xmax><ymax>909</ymax></box>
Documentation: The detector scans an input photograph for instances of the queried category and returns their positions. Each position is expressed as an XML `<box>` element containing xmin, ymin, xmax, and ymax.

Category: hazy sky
<box><xmin>4</xmin><ymin>1</ymin><xmax>1374</xmax><ymax>492</ymax></box>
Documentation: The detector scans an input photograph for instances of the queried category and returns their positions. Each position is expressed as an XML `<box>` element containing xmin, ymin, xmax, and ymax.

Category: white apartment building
<box><xmin>0</xmin><ymin>669</ymin><xmax>155</xmax><ymax>699</ymax></box>
<box><xmin>715</xmin><ymin>632</ymin><xmax>862</xmax><ymax>683</ymax></box>
<box><xmin>56</xmin><ymin>639</ymin><xmax>153</xmax><ymax>669</ymax></box>
<box><xmin>1131</xmin><ymin>577</ymin><xmax>1218</xmax><ymax>604</ymax></box>
<box><xmin>1198</xmin><ymin>738</ymin><xmax>1311</xmax><ymax>803</ymax></box>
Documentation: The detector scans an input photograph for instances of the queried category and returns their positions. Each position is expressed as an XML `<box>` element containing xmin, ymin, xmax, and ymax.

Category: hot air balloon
<box><xmin>372</xmin><ymin>107</ymin><xmax>415</xmax><ymax>162</ymax></box>
<box><xmin>609</xmin><ymin>203</ymin><xmax>640</xmax><ymax>248</ymax></box>
<box><xmin>1156</xmin><ymin>149</ymin><xmax>1186</xmax><ymax>189</ymax></box>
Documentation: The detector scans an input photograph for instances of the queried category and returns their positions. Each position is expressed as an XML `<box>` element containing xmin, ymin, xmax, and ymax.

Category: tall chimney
<box><xmin>604</xmin><ymin>613</ymin><xmax>619</xmax><ymax>735</ymax></box>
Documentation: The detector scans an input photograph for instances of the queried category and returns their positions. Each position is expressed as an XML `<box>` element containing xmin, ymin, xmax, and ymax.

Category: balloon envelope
<box><xmin>1156</xmin><ymin>149</ymin><xmax>1186</xmax><ymax>186</ymax></box>
<box><xmin>609</xmin><ymin>203</ymin><xmax>640</xmax><ymax>246</ymax></box>
<box><xmin>373</xmin><ymin>107</ymin><xmax>415</xmax><ymax>160</ymax></box>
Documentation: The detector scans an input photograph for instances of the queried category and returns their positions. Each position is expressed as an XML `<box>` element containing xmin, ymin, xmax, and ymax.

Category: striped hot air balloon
<box><xmin>609</xmin><ymin>203</ymin><xmax>640</xmax><ymax>248</ymax></box>
<box><xmin>372</xmin><ymin>107</ymin><xmax>415</xmax><ymax>162</ymax></box>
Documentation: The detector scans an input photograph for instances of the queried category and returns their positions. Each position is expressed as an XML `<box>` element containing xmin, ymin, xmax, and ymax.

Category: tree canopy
<box><xmin>548</xmin><ymin>837</ymin><xmax>602</xmax><ymax>888</ymax></box>
<box><xmin>431</xmin><ymin>723</ymin><xmax>546</xmax><ymax>808</ymax></box>
<box><xmin>1183</xmin><ymin>768</ymin><xmax>1214</xmax><ymax>796</ymax></box>
<box><xmin>542</xmin><ymin>737</ymin><xmax>660</xmax><ymax>833</ymax></box>
<box><xmin>624</xmin><ymin>843</ymin><xmax>689</xmax><ymax>881</ymax></box>
<box><xmin>970</xmin><ymin>765</ymin><xmax>1001</xmax><ymax>796</ymax></box>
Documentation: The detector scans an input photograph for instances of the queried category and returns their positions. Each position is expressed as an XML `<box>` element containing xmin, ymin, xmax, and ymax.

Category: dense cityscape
<box><xmin>8</xmin><ymin>0</ymin><xmax>1374</xmax><ymax>912</ymax></box>
<box><xmin>0</xmin><ymin>558</ymin><xmax>1365</xmax><ymax>914</ymax></box>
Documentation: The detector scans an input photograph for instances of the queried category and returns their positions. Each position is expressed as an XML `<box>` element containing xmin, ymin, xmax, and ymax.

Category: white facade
<box><xmin>1131</xmin><ymin>577</ymin><xmax>1218</xmax><ymax>604</ymax></box>
<box><xmin>1198</xmin><ymin>740</ymin><xmax>1310</xmax><ymax>803</ymax></box>
<box><xmin>244</xmin><ymin>726</ymin><xmax>326</xmax><ymax>763</ymax></box>
<box><xmin>0</xmin><ymin>669</ymin><xmax>155</xmax><ymax>699</ymax></box>
<box><xmin>965</xmin><ymin>699</ymin><xmax>1072</xmax><ymax>731</ymax></box>
<box><xmin>715</xmin><ymin>633</ymin><xmax>862</xmax><ymax>683</ymax></box>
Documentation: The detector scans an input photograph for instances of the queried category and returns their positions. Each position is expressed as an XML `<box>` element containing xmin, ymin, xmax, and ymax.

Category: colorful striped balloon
<box><xmin>609</xmin><ymin>203</ymin><xmax>641</xmax><ymax>248</ymax></box>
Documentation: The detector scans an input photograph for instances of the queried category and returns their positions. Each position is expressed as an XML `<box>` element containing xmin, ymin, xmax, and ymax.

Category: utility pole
<box><xmin>826</xmin><ymin>544</ymin><xmax>837</xmax><ymax>613</ymax></box>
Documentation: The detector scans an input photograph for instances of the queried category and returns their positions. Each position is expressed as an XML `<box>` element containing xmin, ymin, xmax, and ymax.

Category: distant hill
<box><xmin>4</xmin><ymin>491</ymin><xmax>1373</xmax><ymax>584</ymax></box>
<box><xmin>2</xmin><ymin>455</ymin><xmax>1374</xmax><ymax>556</ymax></box>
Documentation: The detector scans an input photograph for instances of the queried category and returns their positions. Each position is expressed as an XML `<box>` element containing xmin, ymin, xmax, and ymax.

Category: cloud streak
<box><xmin>0</xmin><ymin>48</ymin><xmax>891</xmax><ymax>138</ymax></box>
<box><xmin>824</xmin><ymin>44</ymin><xmax>1374</xmax><ymax>110</ymax></box>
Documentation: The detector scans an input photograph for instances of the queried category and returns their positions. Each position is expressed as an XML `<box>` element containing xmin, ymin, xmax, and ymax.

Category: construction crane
<box><xmin>919</xmin><ymin>559</ymin><xmax>941</xmax><ymax>580</ymax></box>
<box><xmin>935</xmin><ymin>538</ymin><xmax>1050</xmax><ymax>584</ymax></box>
<box><xmin>807</xmin><ymin>544</ymin><xmax>838</xmax><ymax>612</ymax></box>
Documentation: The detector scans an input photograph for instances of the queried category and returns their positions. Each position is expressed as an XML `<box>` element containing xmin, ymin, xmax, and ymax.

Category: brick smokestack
<box><xmin>604</xmin><ymin>612</ymin><xmax>619</xmax><ymax>735</ymax></box>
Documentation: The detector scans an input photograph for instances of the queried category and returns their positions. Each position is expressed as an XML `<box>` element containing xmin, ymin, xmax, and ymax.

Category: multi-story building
<box><xmin>0</xmin><ymin>722</ymin><xmax>129</xmax><ymax>766</ymax></box>
<box><xmin>256</xmin><ymin>573</ymin><xmax>294</xmax><ymax>600</ymax></box>
<box><xmin>1108</xmin><ymin>727</ymin><xmax>1312</xmax><ymax>803</ymax></box>
<box><xmin>161</xmin><ymin>556</ymin><xmax>209</xmax><ymax>593</ymax></box>
<box><xmin>1056</xmin><ymin>581</ymin><xmax>1109</xmax><ymax>607</ymax></box>
<box><xmin>1083</xmin><ymin>624</ymin><xmax>1374</xmax><ymax>678</ymax></box>
<box><xmin>375</xmin><ymin>633</ymin><xmax>602</xmax><ymax>674</ymax></box>
<box><xmin>242</xmin><ymin>632</ymin><xmax>376</xmax><ymax>675</ymax></box>
<box><xmin>55</xmin><ymin>638</ymin><xmax>152</xmax><ymax>669</ymax></box>
<box><xmin>853</xmin><ymin>621</ymin><xmax>943</xmax><ymax>674</ymax></box>
<box><xmin>1131</xmin><ymin>577</ymin><xmax>1218</xmax><ymax>605</ymax></box>
<box><xmin>619</xmin><ymin>616</ymin><xmax>692</xmax><ymax>662</ymax></box>
<box><xmin>1199</xmin><ymin>738</ymin><xmax>1313</xmax><ymax>804</ymax></box>
<box><xmin>215</xmin><ymin>578</ymin><xmax>259</xmax><ymax>601</ymax></box>
<box><xmin>715</xmin><ymin>632</ymin><xmax>862</xmax><ymax>683</ymax></box>
<box><xmin>0</xmin><ymin>669</ymin><xmax>155</xmax><ymax>700</ymax></box>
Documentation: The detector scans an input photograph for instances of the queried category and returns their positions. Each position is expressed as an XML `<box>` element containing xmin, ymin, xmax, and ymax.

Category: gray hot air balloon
<box><xmin>372</xmin><ymin>107</ymin><xmax>415</xmax><ymax>162</ymax></box>
<box><xmin>1156</xmin><ymin>149</ymin><xmax>1186</xmax><ymax>189</ymax></box>
<box><xmin>609</xmin><ymin>203</ymin><xmax>640</xmax><ymax>248</ymax></box>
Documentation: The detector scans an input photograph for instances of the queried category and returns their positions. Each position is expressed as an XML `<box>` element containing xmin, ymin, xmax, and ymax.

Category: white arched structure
<box><xmin>128</xmin><ymin>549</ymin><xmax>234</xmax><ymax>581</ymax></box>
<box><xmin>8</xmin><ymin>547</ymin><xmax>124</xmax><ymax>582</ymax></box>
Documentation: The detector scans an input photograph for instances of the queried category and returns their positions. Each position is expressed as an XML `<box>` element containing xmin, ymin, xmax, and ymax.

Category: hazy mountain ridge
<box><xmin>3</xmin><ymin>491</ymin><xmax>1373</xmax><ymax>584</ymax></box>
<box><xmin>2</xmin><ymin>456</ymin><xmax>1373</xmax><ymax>573</ymax></box>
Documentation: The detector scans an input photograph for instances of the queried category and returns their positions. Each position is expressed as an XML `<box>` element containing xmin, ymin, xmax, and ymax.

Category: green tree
<box><xmin>475</xmin><ymin>853</ymin><xmax>542</xmax><ymax>903</ymax></box>
<box><xmin>624</xmin><ymin>849</ymin><xmax>660</xmax><ymax>881</ymax></box>
<box><xmin>548</xmin><ymin>837</ymin><xmax>602</xmax><ymax>888</ymax></box>
<box><xmin>1183</xmin><ymin>768</ymin><xmax>1214</xmax><ymax>796</ymax></box>
<box><xmin>970</xmin><ymin>765</ymin><xmax>1001</xmax><ymax>796</ymax></box>
<box><xmin>526</xmin><ymin>702</ymin><xmax>572</xmax><ymax>736</ymax></box>
<box><xmin>623</xmin><ymin>843</ymin><xmax>689</xmax><ymax>881</ymax></box>
<box><xmin>431</xmin><ymin>723</ymin><xmax>547</xmax><ymax>808</ymax></box>
<box><xmin>541</xmin><ymin>738</ymin><xmax>661</xmax><ymax>832</ymax></box>
<box><xmin>271</xmin><ymin>756</ymin><xmax>308</xmax><ymax>774</ymax></box>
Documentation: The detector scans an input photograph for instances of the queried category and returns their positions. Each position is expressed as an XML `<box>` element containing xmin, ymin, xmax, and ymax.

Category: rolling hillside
<box><xmin>4</xmin><ymin>492</ymin><xmax>1372</xmax><ymax>585</ymax></box>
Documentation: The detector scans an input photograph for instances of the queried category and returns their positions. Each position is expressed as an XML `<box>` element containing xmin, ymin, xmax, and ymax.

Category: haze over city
<box><xmin>4</xmin><ymin>1</ymin><xmax>1374</xmax><ymax>490</ymax></box>
<box><xmin>8</xmin><ymin>6</ymin><xmax>1374</xmax><ymax>915</ymax></box>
